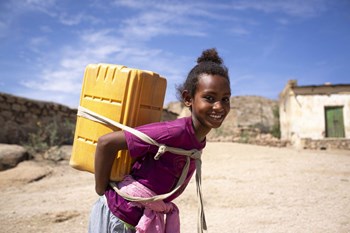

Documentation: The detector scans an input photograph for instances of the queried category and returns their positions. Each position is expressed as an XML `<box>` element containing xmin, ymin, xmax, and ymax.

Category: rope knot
<box><xmin>154</xmin><ymin>145</ymin><xmax>167</xmax><ymax>160</ymax></box>
<box><xmin>190</xmin><ymin>150</ymin><xmax>202</xmax><ymax>160</ymax></box>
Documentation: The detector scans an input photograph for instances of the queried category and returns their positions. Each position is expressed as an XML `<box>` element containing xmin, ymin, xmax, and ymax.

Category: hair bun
<box><xmin>197</xmin><ymin>48</ymin><xmax>223</xmax><ymax>65</ymax></box>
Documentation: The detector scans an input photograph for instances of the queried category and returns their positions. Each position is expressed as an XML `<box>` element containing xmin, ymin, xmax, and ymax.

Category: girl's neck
<box><xmin>191</xmin><ymin>117</ymin><xmax>211</xmax><ymax>142</ymax></box>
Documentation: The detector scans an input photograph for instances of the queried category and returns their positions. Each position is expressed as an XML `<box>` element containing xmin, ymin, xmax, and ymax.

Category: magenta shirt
<box><xmin>104</xmin><ymin>116</ymin><xmax>206</xmax><ymax>226</ymax></box>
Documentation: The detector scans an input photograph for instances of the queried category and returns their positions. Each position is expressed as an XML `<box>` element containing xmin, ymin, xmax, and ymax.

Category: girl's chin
<box><xmin>207</xmin><ymin>120</ymin><xmax>224</xmax><ymax>129</ymax></box>
<box><xmin>208</xmin><ymin>116</ymin><xmax>225</xmax><ymax>126</ymax></box>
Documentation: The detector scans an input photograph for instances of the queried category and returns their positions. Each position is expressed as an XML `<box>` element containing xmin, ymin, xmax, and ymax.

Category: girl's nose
<box><xmin>213</xmin><ymin>101</ymin><xmax>224</xmax><ymax>111</ymax></box>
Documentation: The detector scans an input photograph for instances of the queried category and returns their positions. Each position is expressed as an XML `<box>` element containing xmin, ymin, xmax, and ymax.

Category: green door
<box><xmin>325</xmin><ymin>106</ymin><xmax>345</xmax><ymax>138</ymax></box>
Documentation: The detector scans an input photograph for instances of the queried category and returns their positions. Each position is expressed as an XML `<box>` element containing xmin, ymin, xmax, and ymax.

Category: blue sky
<box><xmin>1</xmin><ymin>0</ymin><xmax>349</xmax><ymax>108</ymax></box>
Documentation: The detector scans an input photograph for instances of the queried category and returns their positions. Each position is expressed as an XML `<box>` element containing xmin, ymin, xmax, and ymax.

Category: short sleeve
<box><xmin>123</xmin><ymin>121</ymin><xmax>169</xmax><ymax>159</ymax></box>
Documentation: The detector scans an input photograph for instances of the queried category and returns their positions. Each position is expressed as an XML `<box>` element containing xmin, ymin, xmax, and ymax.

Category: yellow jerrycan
<box><xmin>70</xmin><ymin>63</ymin><xmax>167</xmax><ymax>181</ymax></box>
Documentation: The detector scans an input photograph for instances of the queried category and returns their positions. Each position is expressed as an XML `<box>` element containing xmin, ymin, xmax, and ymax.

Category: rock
<box><xmin>161</xmin><ymin>109</ymin><xmax>178</xmax><ymax>121</ymax></box>
<box><xmin>43</xmin><ymin>145</ymin><xmax>72</xmax><ymax>161</ymax></box>
<box><xmin>0</xmin><ymin>144</ymin><xmax>29</xmax><ymax>171</ymax></box>
<box><xmin>0</xmin><ymin>160</ymin><xmax>52</xmax><ymax>188</ymax></box>
<box><xmin>165</xmin><ymin>101</ymin><xmax>184</xmax><ymax>115</ymax></box>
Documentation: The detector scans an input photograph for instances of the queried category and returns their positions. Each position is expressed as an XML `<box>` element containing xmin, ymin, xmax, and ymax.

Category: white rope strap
<box><xmin>77</xmin><ymin>106</ymin><xmax>207</xmax><ymax>232</ymax></box>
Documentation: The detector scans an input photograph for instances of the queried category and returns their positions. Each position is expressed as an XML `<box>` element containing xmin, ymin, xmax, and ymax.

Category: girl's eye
<box><xmin>222</xmin><ymin>97</ymin><xmax>230</xmax><ymax>103</ymax></box>
<box><xmin>204</xmin><ymin>96</ymin><xmax>215</xmax><ymax>102</ymax></box>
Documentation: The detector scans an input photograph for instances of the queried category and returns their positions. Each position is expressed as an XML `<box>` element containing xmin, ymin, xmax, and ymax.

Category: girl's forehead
<box><xmin>198</xmin><ymin>74</ymin><xmax>229</xmax><ymax>86</ymax></box>
<box><xmin>198</xmin><ymin>73</ymin><xmax>227</xmax><ymax>80</ymax></box>
<box><xmin>196</xmin><ymin>74</ymin><xmax>231</xmax><ymax>93</ymax></box>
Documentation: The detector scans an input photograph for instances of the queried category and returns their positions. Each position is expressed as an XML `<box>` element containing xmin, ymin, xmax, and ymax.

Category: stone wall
<box><xmin>0</xmin><ymin>92</ymin><xmax>77</xmax><ymax>144</ymax></box>
<box><xmin>301</xmin><ymin>138</ymin><xmax>350</xmax><ymax>150</ymax></box>
<box><xmin>207</xmin><ymin>126</ymin><xmax>289</xmax><ymax>148</ymax></box>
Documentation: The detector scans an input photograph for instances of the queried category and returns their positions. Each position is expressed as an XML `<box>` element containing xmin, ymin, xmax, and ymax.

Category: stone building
<box><xmin>279</xmin><ymin>80</ymin><xmax>350</xmax><ymax>150</ymax></box>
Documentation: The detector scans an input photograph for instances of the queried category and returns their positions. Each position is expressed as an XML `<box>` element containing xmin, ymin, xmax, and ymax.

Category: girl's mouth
<box><xmin>209</xmin><ymin>113</ymin><xmax>224</xmax><ymax>121</ymax></box>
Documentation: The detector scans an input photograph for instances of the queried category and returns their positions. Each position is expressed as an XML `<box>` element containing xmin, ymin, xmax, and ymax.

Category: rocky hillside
<box><xmin>165</xmin><ymin>95</ymin><xmax>280</xmax><ymax>143</ymax></box>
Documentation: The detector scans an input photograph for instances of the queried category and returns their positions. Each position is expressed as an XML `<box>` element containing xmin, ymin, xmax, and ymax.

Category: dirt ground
<box><xmin>0</xmin><ymin>142</ymin><xmax>349</xmax><ymax>233</ymax></box>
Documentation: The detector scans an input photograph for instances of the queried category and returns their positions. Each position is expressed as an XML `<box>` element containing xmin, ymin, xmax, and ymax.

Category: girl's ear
<box><xmin>182</xmin><ymin>90</ymin><xmax>192</xmax><ymax>108</ymax></box>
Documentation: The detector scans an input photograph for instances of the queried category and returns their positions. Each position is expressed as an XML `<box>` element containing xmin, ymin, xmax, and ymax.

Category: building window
<box><xmin>325</xmin><ymin>106</ymin><xmax>345</xmax><ymax>138</ymax></box>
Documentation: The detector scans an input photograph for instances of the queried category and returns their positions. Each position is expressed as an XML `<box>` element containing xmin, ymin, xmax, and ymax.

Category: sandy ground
<box><xmin>0</xmin><ymin>142</ymin><xmax>349</xmax><ymax>233</ymax></box>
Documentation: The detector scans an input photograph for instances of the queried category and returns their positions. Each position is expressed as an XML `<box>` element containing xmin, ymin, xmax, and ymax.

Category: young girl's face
<box><xmin>187</xmin><ymin>74</ymin><xmax>231</xmax><ymax>139</ymax></box>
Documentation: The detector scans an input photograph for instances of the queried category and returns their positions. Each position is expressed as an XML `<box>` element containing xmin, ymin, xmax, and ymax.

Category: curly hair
<box><xmin>176</xmin><ymin>48</ymin><xmax>230</xmax><ymax>100</ymax></box>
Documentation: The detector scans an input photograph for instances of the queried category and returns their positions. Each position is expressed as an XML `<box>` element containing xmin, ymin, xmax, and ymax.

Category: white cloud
<box><xmin>29</xmin><ymin>36</ymin><xmax>49</xmax><ymax>48</ymax></box>
<box><xmin>112</xmin><ymin>0</ymin><xmax>146</xmax><ymax>9</ymax></box>
<box><xmin>113</xmin><ymin>0</ymin><xmax>243</xmax><ymax>40</ymax></box>
<box><xmin>119</xmin><ymin>9</ymin><xmax>208</xmax><ymax>40</ymax></box>
<box><xmin>21</xmin><ymin>65</ymin><xmax>83</xmax><ymax>92</ymax></box>
<box><xmin>58</xmin><ymin>12</ymin><xmax>102</xmax><ymax>26</ymax></box>
<box><xmin>58</xmin><ymin>13</ymin><xmax>85</xmax><ymax>26</ymax></box>
<box><xmin>19</xmin><ymin>0</ymin><xmax>57</xmax><ymax>17</ymax></box>
<box><xmin>39</xmin><ymin>25</ymin><xmax>53</xmax><ymax>33</ymax></box>
<box><xmin>261</xmin><ymin>37</ymin><xmax>282</xmax><ymax>59</ymax></box>
<box><xmin>276</xmin><ymin>18</ymin><xmax>290</xmax><ymax>25</ymax></box>
<box><xmin>229</xmin><ymin>26</ymin><xmax>250</xmax><ymax>35</ymax></box>
<box><xmin>231</xmin><ymin>0</ymin><xmax>328</xmax><ymax>17</ymax></box>
<box><xmin>0</xmin><ymin>21</ymin><xmax>7</xmax><ymax>39</ymax></box>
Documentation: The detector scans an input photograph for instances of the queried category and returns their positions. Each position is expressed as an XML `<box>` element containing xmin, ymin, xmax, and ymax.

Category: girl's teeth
<box><xmin>210</xmin><ymin>115</ymin><xmax>222</xmax><ymax>119</ymax></box>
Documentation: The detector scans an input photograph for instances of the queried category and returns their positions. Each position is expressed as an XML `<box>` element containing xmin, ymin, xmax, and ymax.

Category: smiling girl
<box><xmin>89</xmin><ymin>48</ymin><xmax>231</xmax><ymax>233</ymax></box>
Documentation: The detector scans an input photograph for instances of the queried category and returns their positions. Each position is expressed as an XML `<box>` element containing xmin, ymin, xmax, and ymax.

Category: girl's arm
<box><xmin>94</xmin><ymin>131</ymin><xmax>128</xmax><ymax>195</ymax></box>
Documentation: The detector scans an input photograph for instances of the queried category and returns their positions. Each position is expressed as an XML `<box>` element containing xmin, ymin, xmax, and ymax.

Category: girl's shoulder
<box><xmin>135</xmin><ymin>117</ymin><xmax>191</xmax><ymax>139</ymax></box>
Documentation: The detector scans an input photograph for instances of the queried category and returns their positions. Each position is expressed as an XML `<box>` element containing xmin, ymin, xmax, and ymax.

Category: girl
<box><xmin>89</xmin><ymin>48</ymin><xmax>231</xmax><ymax>233</ymax></box>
